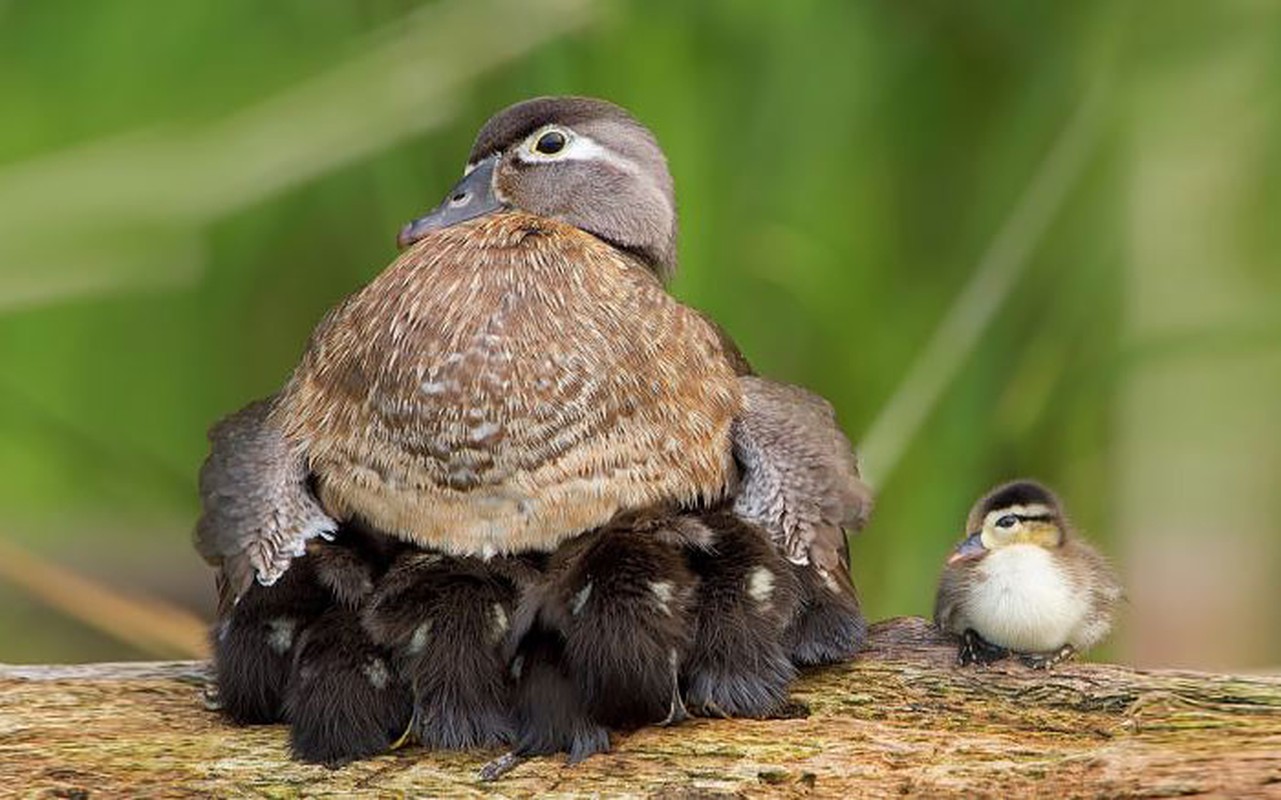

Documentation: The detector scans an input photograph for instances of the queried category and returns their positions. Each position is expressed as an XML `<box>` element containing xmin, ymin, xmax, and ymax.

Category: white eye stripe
<box><xmin>515</xmin><ymin>125</ymin><xmax>640</xmax><ymax>173</ymax></box>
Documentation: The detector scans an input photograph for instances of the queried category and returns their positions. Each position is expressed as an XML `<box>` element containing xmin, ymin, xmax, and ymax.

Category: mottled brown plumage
<box><xmin>730</xmin><ymin>376</ymin><xmax>871</xmax><ymax>665</ymax></box>
<box><xmin>732</xmin><ymin>376</ymin><xmax>871</xmax><ymax>578</ymax></box>
<box><xmin>271</xmin><ymin>211</ymin><xmax>739</xmax><ymax>557</ymax></box>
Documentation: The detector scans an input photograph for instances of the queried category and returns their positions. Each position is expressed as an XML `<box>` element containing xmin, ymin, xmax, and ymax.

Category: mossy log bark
<box><xmin>3</xmin><ymin>617</ymin><xmax>1279</xmax><ymax>798</ymax></box>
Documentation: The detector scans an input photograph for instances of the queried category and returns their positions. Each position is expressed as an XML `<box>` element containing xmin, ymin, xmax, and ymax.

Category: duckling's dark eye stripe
<box><xmin>1017</xmin><ymin>514</ymin><xmax>1055</xmax><ymax>523</ymax></box>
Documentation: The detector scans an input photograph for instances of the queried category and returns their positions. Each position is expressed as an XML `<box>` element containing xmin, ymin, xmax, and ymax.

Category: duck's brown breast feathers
<box><xmin>272</xmin><ymin>213</ymin><xmax>740</xmax><ymax>554</ymax></box>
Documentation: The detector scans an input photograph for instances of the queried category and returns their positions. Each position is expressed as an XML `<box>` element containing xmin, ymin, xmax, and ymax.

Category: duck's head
<box><xmin>948</xmin><ymin>480</ymin><xmax>1067</xmax><ymax>565</ymax></box>
<box><xmin>397</xmin><ymin>96</ymin><xmax>678</xmax><ymax>280</ymax></box>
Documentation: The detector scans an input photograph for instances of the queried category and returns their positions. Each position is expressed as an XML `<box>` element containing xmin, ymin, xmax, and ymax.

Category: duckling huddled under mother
<box><xmin>196</xmin><ymin>96</ymin><xmax>872</xmax><ymax>766</ymax></box>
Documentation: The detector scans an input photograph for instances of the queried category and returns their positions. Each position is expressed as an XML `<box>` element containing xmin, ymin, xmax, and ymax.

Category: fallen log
<box><xmin>2</xmin><ymin>617</ymin><xmax>1279</xmax><ymax>798</ymax></box>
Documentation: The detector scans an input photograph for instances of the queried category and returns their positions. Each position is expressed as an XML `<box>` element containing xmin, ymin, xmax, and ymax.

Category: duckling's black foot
<box><xmin>958</xmin><ymin>629</ymin><xmax>1010</xmax><ymax>666</ymax></box>
<box><xmin>682</xmin><ymin>511</ymin><xmax>800</xmax><ymax>718</ymax></box>
<box><xmin>506</xmin><ymin>624</ymin><xmax>611</xmax><ymax>765</ymax></box>
<box><xmin>539</xmin><ymin>516</ymin><xmax>697</xmax><ymax>730</ymax></box>
<box><xmin>211</xmin><ymin>557</ymin><xmax>332</xmax><ymax>725</ymax></box>
<box><xmin>362</xmin><ymin>552</ymin><xmax>519</xmax><ymax>750</ymax></box>
<box><xmin>783</xmin><ymin>559</ymin><xmax>867</xmax><ymax>667</ymax></box>
<box><xmin>284</xmin><ymin>608</ymin><xmax>413</xmax><ymax>765</ymax></box>
<box><xmin>1018</xmin><ymin>645</ymin><xmax>1076</xmax><ymax>670</ymax></box>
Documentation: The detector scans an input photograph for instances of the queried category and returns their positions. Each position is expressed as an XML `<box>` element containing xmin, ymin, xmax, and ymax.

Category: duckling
<box><xmin>516</xmin><ymin>512</ymin><xmax>698</xmax><ymax>728</ymax></box>
<box><xmin>484</xmin><ymin>510</ymin><xmax>697</xmax><ymax>778</ymax></box>
<box><xmin>208</xmin><ymin>522</ymin><xmax>413</xmax><ymax>763</ymax></box>
<box><xmin>359</xmin><ymin>551</ymin><xmax>541</xmax><ymax>751</ymax></box>
<box><xmin>680</xmin><ymin>509</ymin><xmax>801</xmax><ymax>718</ymax></box>
<box><xmin>284</xmin><ymin>605</ymin><xmax>413</xmax><ymax>765</ymax></box>
<box><xmin>934</xmin><ymin>480</ymin><xmax>1122</xmax><ymax>668</ymax></box>
<box><xmin>208</xmin><ymin>548</ymin><xmax>333</xmax><ymax>726</ymax></box>
<box><xmin>195</xmin><ymin>95</ymin><xmax>872</xmax><ymax>762</ymax></box>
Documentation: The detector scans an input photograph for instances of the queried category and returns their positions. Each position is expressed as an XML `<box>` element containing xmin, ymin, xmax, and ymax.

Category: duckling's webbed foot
<box><xmin>478</xmin><ymin>751</ymin><xmax>526</xmax><ymax>782</ymax></box>
<box><xmin>1019</xmin><ymin>644</ymin><xmax>1076</xmax><ymax>670</ymax></box>
<box><xmin>658</xmin><ymin>647</ymin><xmax>690</xmax><ymax>726</ymax></box>
<box><xmin>958</xmin><ymin>628</ymin><xmax>1010</xmax><ymax>666</ymax></box>
<box><xmin>541</xmin><ymin>516</ymin><xmax>697</xmax><ymax>730</ymax></box>
<box><xmin>682</xmin><ymin>511</ymin><xmax>800</xmax><ymax>718</ymax></box>
<box><xmin>362</xmin><ymin>552</ymin><xmax>519</xmax><ymax>750</ymax></box>
<box><xmin>284</xmin><ymin>607</ymin><xmax>413</xmax><ymax>765</ymax></box>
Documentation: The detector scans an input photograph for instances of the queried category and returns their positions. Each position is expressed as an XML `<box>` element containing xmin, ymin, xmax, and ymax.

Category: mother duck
<box><xmin>197</xmin><ymin>96</ymin><xmax>871</xmax><ymax>765</ymax></box>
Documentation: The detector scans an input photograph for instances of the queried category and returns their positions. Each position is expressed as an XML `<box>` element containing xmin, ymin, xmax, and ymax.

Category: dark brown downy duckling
<box><xmin>209</xmin><ymin>534</ymin><xmax>412</xmax><ymax>764</ymax></box>
<box><xmin>934</xmin><ymin>480</ymin><xmax>1122</xmax><ymax>668</ymax></box>
<box><xmin>680</xmin><ymin>509</ymin><xmax>802</xmax><ymax>718</ymax></box>
<box><xmin>484</xmin><ymin>510</ymin><xmax>720</xmax><ymax>779</ymax></box>
<box><xmin>358</xmin><ymin>551</ymin><xmax>546</xmax><ymax>752</ymax></box>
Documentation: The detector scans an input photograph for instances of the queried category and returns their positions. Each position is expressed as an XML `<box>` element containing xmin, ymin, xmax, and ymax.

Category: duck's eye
<box><xmin>534</xmin><ymin>130</ymin><xmax>567</xmax><ymax>155</ymax></box>
<box><xmin>995</xmin><ymin>514</ymin><xmax>1019</xmax><ymax>529</ymax></box>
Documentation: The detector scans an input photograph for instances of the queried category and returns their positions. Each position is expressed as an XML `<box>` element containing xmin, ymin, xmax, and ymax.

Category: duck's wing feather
<box><xmin>194</xmin><ymin>396</ymin><xmax>337</xmax><ymax>613</ymax></box>
<box><xmin>731</xmin><ymin>376</ymin><xmax>873</xmax><ymax>572</ymax></box>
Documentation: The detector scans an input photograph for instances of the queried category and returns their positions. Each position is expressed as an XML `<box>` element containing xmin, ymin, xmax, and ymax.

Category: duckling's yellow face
<box><xmin>979</xmin><ymin>503</ymin><xmax>1064</xmax><ymax>550</ymax></box>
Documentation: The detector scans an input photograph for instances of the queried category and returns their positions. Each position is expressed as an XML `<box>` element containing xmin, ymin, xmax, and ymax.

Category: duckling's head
<box><xmin>398</xmin><ymin>96</ymin><xmax>678</xmax><ymax>280</ymax></box>
<box><xmin>948</xmin><ymin>480</ymin><xmax>1066</xmax><ymax>565</ymax></box>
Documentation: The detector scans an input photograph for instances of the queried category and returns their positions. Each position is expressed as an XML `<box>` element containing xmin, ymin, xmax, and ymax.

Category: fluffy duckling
<box><xmin>359</xmin><ymin>551</ymin><xmax>542</xmax><ymax>751</ymax></box>
<box><xmin>284</xmin><ymin>604</ymin><xmax>413</xmax><ymax>765</ymax></box>
<box><xmin>208</xmin><ymin>549</ymin><xmax>334</xmax><ymax>727</ymax></box>
<box><xmin>680</xmin><ymin>510</ymin><xmax>801</xmax><ymax>719</ymax></box>
<box><xmin>934</xmin><ymin>480</ymin><xmax>1122</xmax><ymax>668</ymax></box>
<box><xmin>209</xmin><ymin>523</ymin><xmax>413</xmax><ymax>764</ymax></box>
<box><xmin>513</xmin><ymin>512</ymin><xmax>698</xmax><ymax>731</ymax></box>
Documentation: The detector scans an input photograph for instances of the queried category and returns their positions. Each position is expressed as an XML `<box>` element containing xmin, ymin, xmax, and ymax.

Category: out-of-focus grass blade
<box><xmin>0</xmin><ymin>232</ymin><xmax>204</xmax><ymax>313</ymax></box>
<box><xmin>0</xmin><ymin>536</ymin><xmax>209</xmax><ymax>659</ymax></box>
<box><xmin>858</xmin><ymin>83</ymin><xmax>1108</xmax><ymax>488</ymax></box>
<box><xmin>0</xmin><ymin>0</ymin><xmax>596</xmax><ymax>307</ymax></box>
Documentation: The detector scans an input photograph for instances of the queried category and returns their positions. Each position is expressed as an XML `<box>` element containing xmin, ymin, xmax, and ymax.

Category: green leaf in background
<box><xmin>0</xmin><ymin>0</ymin><xmax>1278</xmax><ymax>668</ymax></box>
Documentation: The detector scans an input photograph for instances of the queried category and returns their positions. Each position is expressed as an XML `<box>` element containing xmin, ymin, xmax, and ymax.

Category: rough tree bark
<box><xmin>2</xmin><ymin>617</ymin><xmax>1279</xmax><ymax>798</ymax></box>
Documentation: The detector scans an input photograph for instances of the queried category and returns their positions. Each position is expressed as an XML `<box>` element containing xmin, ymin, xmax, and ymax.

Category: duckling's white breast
<box><xmin>968</xmin><ymin>544</ymin><xmax>1087</xmax><ymax>653</ymax></box>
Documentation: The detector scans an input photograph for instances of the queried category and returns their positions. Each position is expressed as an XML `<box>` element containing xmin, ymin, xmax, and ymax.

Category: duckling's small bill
<box><xmin>947</xmin><ymin>533</ymin><xmax>985</xmax><ymax>565</ymax></box>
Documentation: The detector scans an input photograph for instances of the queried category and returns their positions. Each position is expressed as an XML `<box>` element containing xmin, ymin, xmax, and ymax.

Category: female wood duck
<box><xmin>196</xmin><ymin>96</ymin><xmax>872</xmax><ymax>764</ymax></box>
<box><xmin>934</xmin><ymin>480</ymin><xmax>1123</xmax><ymax>668</ymax></box>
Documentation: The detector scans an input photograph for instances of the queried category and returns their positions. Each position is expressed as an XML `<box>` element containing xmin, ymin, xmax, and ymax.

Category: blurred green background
<box><xmin>1</xmin><ymin>0</ymin><xmax>1278</xmax><ymax>669</ymax></box>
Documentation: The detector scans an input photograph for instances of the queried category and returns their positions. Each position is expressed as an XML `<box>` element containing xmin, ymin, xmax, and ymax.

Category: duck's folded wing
<box><xmin>194</xmin><ymin>397</ymin><xmax>337</xmax><ymax>613</ymax></box>
<box><xmin>731</xmin><ymin>376</ymin><xmax>873</xmax><ymax>571</ymax></box>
